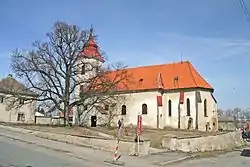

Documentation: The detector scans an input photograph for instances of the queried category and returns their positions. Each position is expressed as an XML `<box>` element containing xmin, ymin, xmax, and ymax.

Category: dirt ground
<box><xmin>90</xmin><ymin>126</ymin><xmax>223</xmax><ymax>148</ymax></box>
<box><xmin>4</xmin><ymin>123</ymin><xmax>224</xmax><ymax>148</ymax></box>
<box><xmin>8</xmin><ymin>124</ymin><xmax>102</xmax><ymax>137</ymax></box>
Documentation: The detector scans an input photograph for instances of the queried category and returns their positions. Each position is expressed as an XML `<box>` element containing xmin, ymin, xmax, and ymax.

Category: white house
<box><xmin>0</xmin><ymin>74</ymin><xmax>37</xmax><ymax>123</ymax></box>
<box><xmin>73</xmin><ymin>28</ymin><xmax>218</xmax><ymax>132</ymax></box>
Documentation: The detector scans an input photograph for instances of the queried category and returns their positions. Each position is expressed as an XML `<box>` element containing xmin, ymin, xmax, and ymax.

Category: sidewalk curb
<box><xmin>158</xmin><ymin>155</ymin><xmax>195</xmax><ymax>166</ymax></box>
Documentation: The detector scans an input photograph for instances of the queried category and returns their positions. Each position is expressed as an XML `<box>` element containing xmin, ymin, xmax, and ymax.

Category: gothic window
<box><xmin>168</xmin><ymin>100</ymin><xmax>172</xmax><ymax>117</ymax></box>
<box><xmin>121</xmin><ymin>105</ymin><xmax>126</xmax><ymax>115</ymax></box>
<box><xmin>142</xmin><ymin>103</ymin><xmax>147</xmax><ymax>115</ymax></box>
<box><xmin>204</xmin><ymin>99</ymin><xmax>207</xmax><ymax>117</ymax></box>
<box><xmin>186</xmin><ymin>98</ymin><xmax>190</xmax><ymax>116</ymax></box>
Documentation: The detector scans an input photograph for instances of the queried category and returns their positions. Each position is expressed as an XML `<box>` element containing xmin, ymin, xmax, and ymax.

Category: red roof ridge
<box><xmin>123</xmin><ymin>61</ymin><xmax>190</xmax><ymax>71</ymax></box>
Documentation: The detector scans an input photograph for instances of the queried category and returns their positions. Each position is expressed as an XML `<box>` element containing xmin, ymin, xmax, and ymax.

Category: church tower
<box><xmin>73</xmin><ymin>26</ymin><xmax>104</xmax><ymax>125</ymax></box>
<box><xmin>77</xmin><ymin>26</ymin><xmax>104</xmax><ymax>93</ymax></box>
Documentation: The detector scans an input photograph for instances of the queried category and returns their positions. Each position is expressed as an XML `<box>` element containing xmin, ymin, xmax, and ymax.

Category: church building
<box><xmin>73</xmin><ymin>28</ymin><xmax>218</xmax><ymax>132</ymax></box>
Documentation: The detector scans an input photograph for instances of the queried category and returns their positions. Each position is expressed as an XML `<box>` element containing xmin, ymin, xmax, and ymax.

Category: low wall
<box><xmin>162</xmin><ymin>132</ymin><xmax>245</xmax><ymax>152</ymax></box>
<box><xmin>33</xmin><ymin>131</ymin><xmax>150</xmax><ymax>155</ymax></box>
<box><xmin>35</xmin><ymin>116</ymin><xmax>64</xmax><ymax>125</ymax></box>
<box><xmin>0</xmin><ymin>125</ymin><xmax>150</xmax><ymax>155</ymax></box>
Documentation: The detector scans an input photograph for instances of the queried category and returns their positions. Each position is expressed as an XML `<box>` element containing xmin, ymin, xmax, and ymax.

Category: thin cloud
<box><xmin>153</xmin><ymin>33</ymin><xmax>250</xmax><ymax>62</ymax></box>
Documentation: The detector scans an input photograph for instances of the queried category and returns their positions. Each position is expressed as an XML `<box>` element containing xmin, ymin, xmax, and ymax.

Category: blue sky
<box><xmin>0</xmin><ymin>0</ymin><xmax>250</xmax><ymax>109</ymax></box>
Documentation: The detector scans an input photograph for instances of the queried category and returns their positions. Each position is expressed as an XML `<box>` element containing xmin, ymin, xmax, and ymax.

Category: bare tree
<box><xmin>10</xmin><ymin>21</ymin><xmax>130</xmax><ymax>125</ymax></box>
<box><xmin>94</xmin><ymin>95</ymin><xmax>128</xmax><ymax>128</ymax></box>
<box><xmin>217</xmin><ymin>109</ymin><xmax>225</xmax><ymax>117</ymax></box>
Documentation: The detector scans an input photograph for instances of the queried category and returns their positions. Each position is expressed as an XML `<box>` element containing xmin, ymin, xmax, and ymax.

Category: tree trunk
<box><xmin>64</xmin><ymin>68</ymin><xmax>71</xmax><ymax>126</ymax></box>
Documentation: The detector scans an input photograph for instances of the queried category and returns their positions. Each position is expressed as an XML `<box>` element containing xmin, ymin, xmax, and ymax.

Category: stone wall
<box><xmin>218</xmin><ymin>121</ymin><xmax>236</xmax><ymax>131</ymax></box>
<box><xmin>162</xmin><ymin>131</ymin><xmax>245</xmax><ymax>152</ymax></box>
<box><xmin>0</xmin><ymin>125</ymin><xmax>150</xmax><ymax>155</ymax></box>
<box><xmin>33</xmin><ymin>130</ymin><xmax>150</xmax><ymax>155</ymax></box>
<box><xmin>35</xmin><ymin>116</ymin><xmax>64</xmax><ymax>125</ymax></box>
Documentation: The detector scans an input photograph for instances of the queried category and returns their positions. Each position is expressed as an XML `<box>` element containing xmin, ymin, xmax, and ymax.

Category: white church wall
<box><xmin>197</xmin><ymin>90</ymin><xmax>218</xmax><ymax>131</ymax></box>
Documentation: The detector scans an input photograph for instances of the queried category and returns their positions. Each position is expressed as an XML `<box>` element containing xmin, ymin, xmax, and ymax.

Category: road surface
<box><xmin>169</xmin><ymin>147</ymin><xmax>250</xmax><ymax>167</ymax></box>
<box><xmin>0</xmin><ymin>128</ymin><xmax>115</xmax><ymax>167</ymax></box>
<box><xmin>0</xmin><ymin>135</ymin><xmax>112</xmax><ymax>167</ymax></box>
<box><xmin>0</xmin><ymin>126</ymin><xmax>250</xmax><ymax>167</ymax></box>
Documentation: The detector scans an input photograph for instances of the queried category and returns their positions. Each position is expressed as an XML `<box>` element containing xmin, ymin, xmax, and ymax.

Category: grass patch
<box><xmin>1</xmin><ymin>122</ymin><xmax>227</xmax><ymax>149</ymax></box>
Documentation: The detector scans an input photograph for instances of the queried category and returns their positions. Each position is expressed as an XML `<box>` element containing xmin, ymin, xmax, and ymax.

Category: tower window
<box><xmin>81</xmin><ymin>65</ymin><xmax>85</xmax><ymax>75</ymax></box>
<box><xmin>104</xmin><ymin>105</ymin><xmax>109</xmax><ymax>111</ymax></box>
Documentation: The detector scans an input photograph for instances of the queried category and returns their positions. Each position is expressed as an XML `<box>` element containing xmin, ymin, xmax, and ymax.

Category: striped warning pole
<box><xmin>113</xmin><ymin>118</ymin><xmax>123</xmax><ymax>161</ymax></box>
<box><xmin>114</xmin><ymin>140</ymin><xmax>120</xmax><ymax>161</ymax></box>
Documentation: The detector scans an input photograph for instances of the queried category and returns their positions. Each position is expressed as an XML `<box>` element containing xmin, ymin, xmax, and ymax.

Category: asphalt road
<box><xmin>0</xmin><ymin>134</ymin><xmax>110</xmax><ymax>167</ymax></box>
<box><xmin>170</xmin><ymin>147</ymin><xmax>250</xmax><ymax>167</ymax></box>
<box><xmin>0</xmin><ymin>126</ymin><xmax>250</xmax><ymax>167</ymax></box>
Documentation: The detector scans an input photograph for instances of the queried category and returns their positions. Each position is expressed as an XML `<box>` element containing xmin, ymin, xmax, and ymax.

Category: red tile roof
<box><xmin>108</xmin><ymin>61</ymin><xmax>213</xmax><ymax>91</ymax></box>
<box><xmin>79</xmin><ymin>28</ymin><xmax>104</xmax><ymax>62</ymax></box>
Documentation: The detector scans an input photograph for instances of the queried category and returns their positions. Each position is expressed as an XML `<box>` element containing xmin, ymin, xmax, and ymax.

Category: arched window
<box><xmin>186</xmin><ymin>98</ymin><xmax>191</xmax><ymax>116</ymax></box>
<box><xmin>81</xmin><ymin>65</ymin><xmax>85</xmax><ymax>75</ymax></box>
<box><xmin>142</xmin><ymin>103</ymin><xmax>147</xmax><ymax>115</ymax></box>
<box><xmin>121</xmin><ymin>105</ymin><xmax>126</xmax><ymax>115</ymax></box>
<box><xmin>204</xmin><ymin>99</ymin><xmax>207</xmax><ymax>117</ymax></box>
<box><xmin>168</xmin><ymin>100</ymin><xmax>172</xmax><ymax>117</ymax></box>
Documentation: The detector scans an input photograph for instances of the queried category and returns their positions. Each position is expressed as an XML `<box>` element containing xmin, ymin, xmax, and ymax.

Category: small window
<box><xmin>17</xmin><ymin>113</ymin><xmax>25</xmax><ymax>121</ymax></box>
<box><xmin>79</xmin><ymin>85</ymin><xmax>84</xmax><ymax>95</ymax></box>
<box><xmin>81</xmin><ymin>65</ymin><xmax>85</xmax><ymax>75</ymax></box>
<box><xmin>68</xmin><ymin>117</ymin><xmax>73</xmax><ymax>122</ymax></box>
<box><xmin>95</xmin><ymin>67</ymin><xmax>100</xmax><ymax>73</ymax></box>
<box><xmin>168</xmin><ymin>100</ymin><xmax>172</xmax><ymax>117</ymax></box>
<box><xmin>186</xmin><ymin>98</ymin><xmax>190</xmax><ymax>116</ymax></box>
<box><xmin>142</xmin><ymin>103</ymin><xmax>147</xmax><ymax>115</ymax></box>
<box><xmin>84</xmin><ymin>105</ymin><xmax>88</xmax><ymax>111</ymax></box>
<box><xmin>0</xmin><ymin>96</ymin><xmax>4</xmax><ymax>103</ymax></box>
<box><xmin>104</xmin><ymin>105</ymin><xmax>109</xmax><ymax>111</ymax></box>
<box><xmin>19</xmin><ymin>98</ymin><xmax>25</xmax><ymax>105</ymax></box>
<box><xmin>121</xmin><ymin>105</ymin><xmax>126</xmax><ymax>115</ymax></box>
<box><xmin>204</xmin><ymin>99</ymin><xmax>207</xmax><ymax>117</ymax></box>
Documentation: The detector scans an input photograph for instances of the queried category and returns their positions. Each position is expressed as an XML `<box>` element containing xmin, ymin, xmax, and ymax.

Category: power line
<box><xmin>238</xmin><ymin>0</ymin><xmax>250</xmax><ymax>23</ymax></box>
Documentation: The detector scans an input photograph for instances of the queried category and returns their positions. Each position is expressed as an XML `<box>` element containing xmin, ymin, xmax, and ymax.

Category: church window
<box><xmin>204</xmin><ymin>99</ymin><xmax>207</xmax><ymax>117</ymax></box>
<box><xmin>121</xmin><ymin>105</ymin><xmax>126</xmax><ymax>115</ymax></box>
<box><xmin>187</xmin><ymin>98</ymin><xmax>191</xmax><ymax>116</ymax></box>
<box><xmin>142</xmin><ymin>103</ymin><xmax>147</xmax><ymax>115</ymax></box>
<box><xmin>168</xmin><ymin>100</ymin><xmax>172</xmax><ymax>117</ymax></box>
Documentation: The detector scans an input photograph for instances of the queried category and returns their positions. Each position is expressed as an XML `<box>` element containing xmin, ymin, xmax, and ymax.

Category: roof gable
<box><xmin>0</xmin><ymin>76</ymin><xmax>37</xmax><ymax>96</ymax></box>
